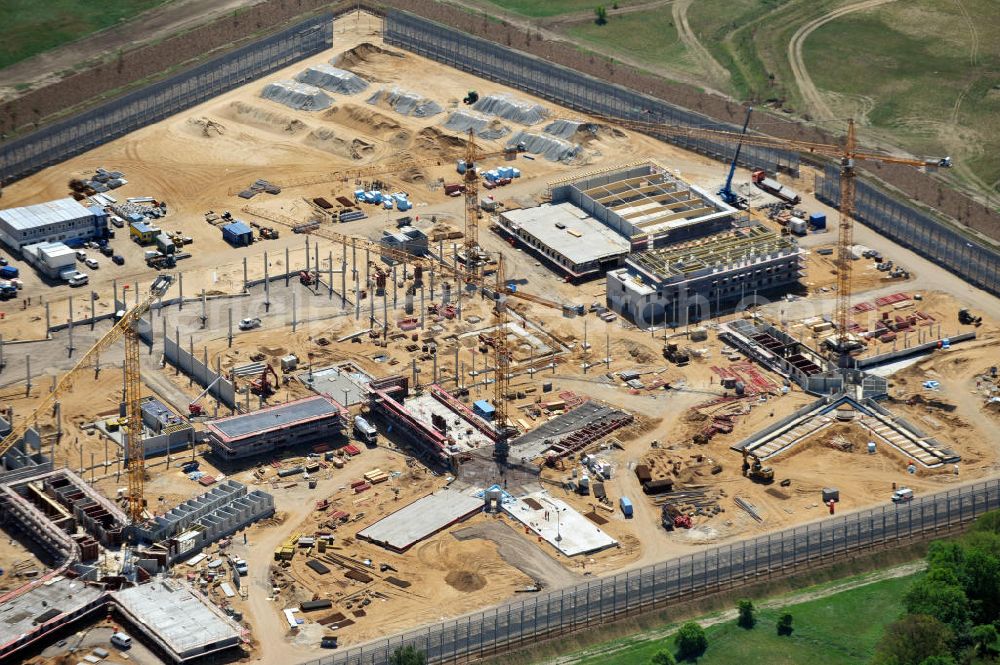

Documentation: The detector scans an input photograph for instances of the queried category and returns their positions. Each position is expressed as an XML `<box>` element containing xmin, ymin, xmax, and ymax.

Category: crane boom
<box><xmin>0</xmin><ymin>275</ymin><xmax>173</xmax><ymax>522</ymax></box>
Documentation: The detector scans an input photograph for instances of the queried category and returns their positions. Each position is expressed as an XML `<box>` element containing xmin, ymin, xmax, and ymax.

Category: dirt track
<box><xmin>786</xmin><ymin>0</ymin><xmax>899</xmax><ymax>123</ymax></box>
<box><xmin>671</xmin><ymin>0</ymin><xmax>731</xmax><ymax>91</ymax></box>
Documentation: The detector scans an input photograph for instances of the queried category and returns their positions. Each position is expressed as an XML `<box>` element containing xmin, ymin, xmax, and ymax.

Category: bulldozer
<box><xmin>462</xmin><ymin>89</ymin><xmax>479</xmax><ymax>105</ymax></box>
<box><xmin>742</xmin><ymin>449</ymin><xmax>775</xmax><ymax>484</ymax></box>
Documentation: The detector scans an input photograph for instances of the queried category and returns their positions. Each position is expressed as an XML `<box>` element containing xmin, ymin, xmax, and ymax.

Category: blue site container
<box><xmin>0</xmin><ymin>266</ymin><xmax>19</xmax><ymax>279</ymax></box>
<box><xmin>809</xmin><ymin>212</ymin><xmax>827</xmax><ymax>229</ymax></box>
<box><xmin>619</xmin><ymin>496</ymin><xmax>633</xmax><ymax>518</ymax></box>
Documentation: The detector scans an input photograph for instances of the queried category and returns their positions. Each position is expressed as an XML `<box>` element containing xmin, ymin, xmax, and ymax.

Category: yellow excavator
<box><xmin>742</xmin><ymin>449</ymin><xmax>775</xmax><ymax>484</ymax></box>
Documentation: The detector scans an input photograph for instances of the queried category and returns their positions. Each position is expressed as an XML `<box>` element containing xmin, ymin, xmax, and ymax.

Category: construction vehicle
<box><xmin>718</xmin><ymin>106</ymin><xmax>752</xmax><ymax>209</ymax></box>
<box><xmin>0</xmin><ymin>275</ymin><xmax>174</xmax><ymax>524</ymax></box>
<box><xmin>742</xmin><ymin>449</ymin><xmax>775</xmax><ymax>484</ymax></box>
<box><xmin>249</xmin><ymin>364</ymin><xmax>279</xmax><ymax>397</ymax></box>
<box><xmin>260</xmin><ymin>227</ymin><xmax>279</xmax><ymax>239</ymax></box>
<box><xmin>463</xmin><ymin>89</ymin><xmax>479</xmax><ymax>105</ymax></box>
<box><xmin>188</xmin><ymin>376</ymin><xmax>223</xmax><ymax>416</ymax></box>
<box><xmin>299</xmin><ymin>270</ymin><xmax>317</xmax><ymax>286</ymax></box>
<box><xmin>958</xmin><ymin>308</ymin><xmax>982</xmax><ymax>326</ymax></box>
<box><xmin>751</xmin><ymin>169</ymin><xmax>801</xmax><ymax>205</ymax></box>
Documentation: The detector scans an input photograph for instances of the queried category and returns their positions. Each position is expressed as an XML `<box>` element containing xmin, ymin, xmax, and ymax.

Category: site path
<box><xmin>787</xmin><ymin>0</ymin><xmax>899</xmax><ymax>123</ymax></box>
<box><xmin>672</xmin><ymin>0</ymin><xmax>731</xmax><ymax>91</ymax></box>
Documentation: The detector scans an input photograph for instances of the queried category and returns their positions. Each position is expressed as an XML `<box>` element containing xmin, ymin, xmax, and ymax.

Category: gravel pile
<box><xmin>473</xmin><ymin>94</ymin><xmax>548</xmax><ymax>125</ymax></box>
<box><xmin>295</xmin><ymin>64</ymin><xmax>369</xmax><ymax>94</ymax></box>
<box><xmin>507</xmin><ymin>131</ymin><xmax>581</xmax><ymax>162</ymax></box>
<box><xmin>367</xmin><ymin>87</ymin><xmax>442</xmax><ymax>117</ymax></box>
<box><xmin>443</xmin><ymin>110</ymin><xmax>511</xmax><ymax>140</ymax></box>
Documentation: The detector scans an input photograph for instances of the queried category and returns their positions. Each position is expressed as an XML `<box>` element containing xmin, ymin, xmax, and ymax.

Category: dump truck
<box><xmin>751</xmin><ymin>169</ymin><xmax>801</xmax><ymax>205</ymax></box>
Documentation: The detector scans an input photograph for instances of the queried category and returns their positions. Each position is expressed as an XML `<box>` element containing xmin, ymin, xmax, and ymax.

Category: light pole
<box><xmin>542</xmin><ymin>497</ymin><xmax>562</xmax><ymax>542</ymax></box>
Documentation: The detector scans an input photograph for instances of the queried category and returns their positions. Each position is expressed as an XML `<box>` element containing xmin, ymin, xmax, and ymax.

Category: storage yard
<box><xmin>1</xmin><ymin>10</ymin><xmax>999</xmax><ymax>665</ymax></box>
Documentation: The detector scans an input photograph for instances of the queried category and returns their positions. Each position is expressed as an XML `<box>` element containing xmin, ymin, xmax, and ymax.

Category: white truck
<box><xmin>354</xmin><ymin>416</ymin><xmax>377</xmax><ymax>446</ymax></box>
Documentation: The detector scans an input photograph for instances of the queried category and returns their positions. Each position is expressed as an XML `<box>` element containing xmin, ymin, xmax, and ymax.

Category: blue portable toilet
<box><xmin>472</xmin><ymin>400</ymin><xmax>496</xmax><ymax>421</ymax></box>
<box><xmin>221</xmin><ymin>221</ymin><xmax>253</xmax><ymax>247</ymax></box>
<box><xmin>354</xmin><ymin>189</ymin><xmax>366</xmax><ymax>202</ymax></box>
<box><xmin>809</xmin><ymin>212</ymin><xmax>827</xmax><ymax>230</ymax></box>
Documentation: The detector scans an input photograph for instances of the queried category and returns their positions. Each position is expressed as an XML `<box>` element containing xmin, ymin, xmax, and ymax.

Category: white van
<box><xmin>68</xmin><ymin>273</ymin><xmax>89</xmax><ymax>287</ymax></box>
<box><xmin>891</xmin><ymin>488</ymin><xmax>914</xmax><ymax>503</ymax></box>
<box><xmin>110</xmin><ymin>632</ymin><xmax>132</xmax><ymax>648</ymax></box>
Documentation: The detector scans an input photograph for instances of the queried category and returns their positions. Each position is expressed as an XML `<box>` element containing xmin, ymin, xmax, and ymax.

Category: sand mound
<box><xmin>226</xmin><ymin>101</ymin><xmax>308</xmax><ymax>134</ymax></box>
<box><xmin>295</xmin><ymin>64</ymin><xmax>369</xmax><ymax>94</ymax></box>
<box><xmin>322</xmin><ymin>104</ymin><xmax>412</xmax><ymax>147</ymax></box>
<box><xmin>367</xmin><ymin>86</ymin><xmax>442</xmax><ymax>118</ymax></box>
<box><xmin>473</xmin><ymin>94</ymin><xmax>548</xmax><ymax>125</ymax></box>
<box><xmin>414</xmin><ymin>127</ymin><xmax>467</xmax><ymax>160</ymax></box>
<box><xmin>543</xmin><ymin>119</ymin><xmax>627</xmax><ymax>144</ymax></box>
<box><xmin>507</xmin><ymin>130</ymin><xmax>581</xmax><ymax>162</ymax></box>
<box><xmin>445</xmin><ymin>570</ymin><xmax>487</xmax><ymax>592</ymax></box>
<box><xmin>305</xmin><ymin>127</ymin><xmax>376</xmax><ymax>160</ymax></box>
<box><xmin>185</xmin><ymin>116</ymin><xmax>226</xmax><ymax>137</ymax></box>
<box><xmin>261</xmin><ymin>80</ymin><xmax>332</xmax><ymax>111</ymax></box>
<box><xmin>334</xmin><ymin>42</ymin><xmax>405</xmax><ymax>69</ymax></box>
<box><xmin>443</xmin><ymin>110</ymin><xmax>511</xmax><ymax>140</ymax></box>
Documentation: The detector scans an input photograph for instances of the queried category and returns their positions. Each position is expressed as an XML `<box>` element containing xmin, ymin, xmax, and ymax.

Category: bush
<box><xmin>594</xmin><ymin>6</ymin><xmax>608</xmax><ymax>24</ymax></box>
<box><xmin>650</xmin><ymin>650</ymin><xmax>677</xmax><ymax>665</ymax></box>
<box><xmin>777</xmin><ymin>612</ymin><xmax>794</xmax><ymax>636</ymax></box>
<box><xmin>737</xmin><ymin>599</ymin><xmax>756</xmax><ymax>629</ymax></box>
<box><xmin>871</xmin><ymin>614</ymin><xmax>952</xmax><ymax>665</ymax></box>
<box><xmin>675</xmin><ymin>622</ymin><xmax>707</xmax><ymax>660</ymax></box>
<box><xmin>389</xmin><ymin>646</ymin><xmax>426</xmax><ymax>665</ymax></box>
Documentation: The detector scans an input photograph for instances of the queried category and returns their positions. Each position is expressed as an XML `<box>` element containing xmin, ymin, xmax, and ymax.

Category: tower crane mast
<box><xmin>0</xmin><ymin>275</ymin><xmax>174</xmax><ymax>524</ymax></box>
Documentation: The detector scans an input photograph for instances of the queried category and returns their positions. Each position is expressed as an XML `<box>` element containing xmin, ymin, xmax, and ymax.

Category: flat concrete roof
<box><xmin>0</xmin><ymin>577</ymin><xmax>105</xmax><ymax>654</ymax></box>
<box><xmin>403</xmin><ymin>392</ymin><xmax>494</xmax><ymax>453</ymax></box>
<box><xmin>357</xmin><ymin>487</ymin><xmax>483</xmax><ymax>551</ymax></box>
<box><xmin>205</xmin><ymin>395</ymin><xmax>342</xmax><ymax>443</ymax></box>
<box><xmin>298</xmin><ymin>362</ymin><xmax>373</xmax><ymax>406</ymax></box>
<box><xmin>504</xmin><ymin>491</ymin><xmax>617</xmax><ymax>556</ymax></box>
<box><xmin>502</xmin><ymin>202</ymin><xmax>630</xmax><ymax>266</ymax></box>
<box><xmin>0</xmin><ymin>198</ymin><xmax>92</xmax><ymax>231</ymax></box>
<box><xmin>113</xmin><ymin>580</ymin><xmax>241</xmax><ymax>662</ymax></box>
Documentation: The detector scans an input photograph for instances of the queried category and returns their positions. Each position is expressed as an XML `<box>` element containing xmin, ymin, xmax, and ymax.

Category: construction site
<box><xmin>0</xmin><ymin>10</ymin><xmax>998</xmax><ymax>665</ymax></box>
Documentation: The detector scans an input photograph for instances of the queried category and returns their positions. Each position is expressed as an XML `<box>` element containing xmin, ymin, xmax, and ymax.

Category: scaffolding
<box><xmin>632</xmin><ymin>226</ymin><xmax>796</xmax><ymax>279</ymax></box>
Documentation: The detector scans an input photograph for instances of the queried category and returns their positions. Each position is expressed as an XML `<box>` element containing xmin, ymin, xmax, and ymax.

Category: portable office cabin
<box><xmin>222</xmin><ymin>221</ymin><xmax>253</xmax><ymax>247</ymax></box>
<box><xmin>130</xmin><ymin>221</ymin><xmax>159</xmax><ymax>245</ymax></box>
<box><xmin>472</xmin><ymin>400</ymin><xmax>496</xmax><ymax>420</ymax></box>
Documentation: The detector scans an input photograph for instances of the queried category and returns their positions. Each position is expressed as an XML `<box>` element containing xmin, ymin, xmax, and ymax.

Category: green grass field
<box><xmin>545</xmin><ymin>572</ymin><xmax>917</xmax><ymax>665</ymax></box>
<box><xmin>482</xmin><ymin>0</ymin><xmax>607</xmax><ymax>18</ymax></box>
<box><xmin>0</xmin><ymin>0</ymin><xmax>169</xmax><ymax>69</ymax></box>
<box><xmin>564</xmin><ymin>12</ymin><xmax>698</xmax><ymax>77</ymax></box>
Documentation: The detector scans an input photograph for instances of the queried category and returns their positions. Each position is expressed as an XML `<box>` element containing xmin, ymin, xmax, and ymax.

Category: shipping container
<box><xmin>643</xmin><ymin>479</ymin><xmax>674</xmax><ymax>495</ymax></box>
<box><xmin>619</xmin><ymin>496</ymin><xmax>633</xmax><ymax>518</ymax></box>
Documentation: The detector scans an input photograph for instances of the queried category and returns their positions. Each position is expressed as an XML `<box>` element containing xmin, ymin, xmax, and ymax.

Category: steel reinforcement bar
<box><xmin>303</xmin><ymin>479</ymin><xmax>1000</xmax><ymax>664</ymax></box>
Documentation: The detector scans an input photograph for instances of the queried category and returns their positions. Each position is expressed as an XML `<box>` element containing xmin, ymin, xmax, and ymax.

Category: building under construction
<box><xmin>205</xmin><ymin>394</ymin><xmax>347</xmax><ymax>460</ymax></box>
<box><xmin>608</xmin><ymin>224</ymin><xmax>804</xmax><ymax>328</ymax></box>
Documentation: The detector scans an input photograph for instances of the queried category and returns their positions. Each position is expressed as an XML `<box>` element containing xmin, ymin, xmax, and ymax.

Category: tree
<box><xmin>917</xmin><ymin>657</ymin><xmax>956</xmax><ymax>665</ymax></box>
<box><xmin>903</xmin><ymin>570</ymin><xmax>971</xmax><ymax>637</ymax></box>
<box><xmin>389</xmin><ymin>646</ymin><xmax>426</xmax><ymax>665</ymax></box>
<box><xmin>971</xmin><ymin>623</ymin><xmax>999</xmax><ymax>657</ymax></box>
<box><xmin>674</xmin><ymin>622</ymin><xmax>707</xmax><ymax>660</ymax></box>
<box><xmin>737</xmin><ymin>599</ymin><xmax>756</xmax><ymax>629</ymax></box>
<box><xmin>650</xmin><ymin>650</ymin><xmax>677</xmax><ymax>665</ymax></box>
<box><xmin>777</xmin><ymin>612</ymin><xmax>794</xmax><ymax>636</ymax></box>
<box><xmin>594</xmin><ymin>6</ymin><xmax>608</xmax><ymax>24</ymax></box>
<box><xmin>870</xmin><ymin>614</ymin><xmax>953</xmax><ymax>665</ymax></box>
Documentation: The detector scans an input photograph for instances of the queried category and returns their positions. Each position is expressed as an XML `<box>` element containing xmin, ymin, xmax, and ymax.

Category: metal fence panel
<box><xmin>0</xmin><ymin>14</ymin><xmax>333</xmax><ymax>182</ymax></box>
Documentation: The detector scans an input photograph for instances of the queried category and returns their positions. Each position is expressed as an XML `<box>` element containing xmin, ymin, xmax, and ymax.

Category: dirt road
<box><xmin>453</xmin><ymin>520</ymin><xmax>582</xmax><ymax>589</ymax></box>
<box><xmin>0</xmin><ymin>0</ymin><xmax>262</xmax><ymax>96</ymax></box>
<box><xmin>787</xmin><ymin>0</ymin><xmax>898</xmax><ymax>123</ymax></box>
<box><xmin>671</xmin><ymin>0</ymin><xmax>731</xmax><ymax>91</ymax></box>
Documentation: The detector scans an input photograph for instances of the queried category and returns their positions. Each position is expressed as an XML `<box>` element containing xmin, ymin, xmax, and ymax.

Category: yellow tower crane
<box><xmin>0</xmin><ymin>274</ymin><xmax>174</xmax><ymax>523</ymax></box>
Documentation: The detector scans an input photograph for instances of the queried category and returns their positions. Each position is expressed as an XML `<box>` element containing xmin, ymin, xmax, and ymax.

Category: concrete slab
<box><xmin>0</xmin><ymin>577</ymin><xmax>106</xmax><ymax>659</ymax></box>
<box><xmin>357</xmin><ymin>487</ymin><xmax>483</xmax><ymax>552</ymax></box>
<box><xmin>297</xmin><ymin>361</ymin><xmax>373</xmax><ymax>406</ymax></box>
<box><xmin>504</xmin><ymin>491</ymin><xmax>617</xmax><ymax>557</ymax></box>
<box><xmin>403</xmin><ymin>392</ymin><xmax>494</xmax><ymax>453</ymax></box>
<box><xmin>112</xmin><ymin>579</ymin><xmax>242</xmax><ymax>662</ymax></box>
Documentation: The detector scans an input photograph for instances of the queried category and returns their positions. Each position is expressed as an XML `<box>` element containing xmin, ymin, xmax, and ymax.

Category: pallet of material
<box><xmin>584</xmin><ymin>510</ymin><xmax>609</xmax><ymax>525</ymax></box>
<box><xmin>345</xmin><ymin>569</ymin><xmax>373</xmax><ymax>583</ymax></box>
<box><xmin>343</xmin><ymin>444</ymin><xmax>361</xmax><ymax>456</ymax></box>
<box><xmin>313</xmin><ymin>197</ymin><xmax>333</xmax><ymax>209</ymax></box>
<box><xmin>353</xmin><ymin>482</ymin><xmax>372</xmax><ymax>493</ymax></box>
<box><xmin>306</xmin><ymin>559</ymin><xmax>331</xmax><ymax>575</ymax></box>
<box><xmin>301</xmin><ymin>598</ymin><xmax>333</xmax><ymax>611</ymax></box>
<box><xmin>363</xmin><ymin>469</ymin><xmax>386</xmax><ymax>482</ymax></box>
<box><xmin>634</xmin><ymin>465</ymin><xmax>652</xmax><ymax>485</ymax></box>
<box><xmin>386</xmin><ymin>576</ymin><xmax>411</xmax><ymax>588</ymax></box>
<box><xmin>350</xmin><ymin>479</ymin><xmax>367</xmax><ymax>488</ymax></box>
<box><xmin>336</xmin><ymin>196</ymin><xmax>354</xmax><ymax>207</ymax></box>
<box><xmin>318</xmin><ymin>612</ymin><xmax>355</xmax><ymax>627</ymax></box>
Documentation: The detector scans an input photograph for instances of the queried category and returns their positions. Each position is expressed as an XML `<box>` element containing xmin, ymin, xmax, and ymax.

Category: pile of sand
<box><xmin>305</xmin><ymin>127</ymin><xmax>376</xmax><ymax>160</ymax></box>
<box><xmin>225</xmin><ymin>101</ymin><xmax>308</xmax><ymax>134</ymax></box>
<box><xmin>413</xmin><ymin>127</ymin><xmax>468</xmax><ymax>159</ymax></box>
<box><xmin>185</xmin><ymin>116</ymin><xmax>226</xmax><ymax>137</ymax></box>
<box><xmin>544</xmin><ymin>119</ymin><xmax>627</xmax><ymax>144</ymax></box>
<box><xmin>295</xmin><ymin>63</ymin><xmax>369</xmax><ymax>94</ymax></box>
<box><xmin>322</xmin><ymin>104</ymin><xmax>412</xmax><ymax>147</ymax></box>
<box><xmin>443</xmin><ymin>109</ymin><xmax>511</xmax><ymax>140</ymax></box>
<box><xmin>261</xmin><ymin>80</ymin><xmax>332</xmax><ymax>111</ymax></box>
<box><xmin>334</xmin><ymin>42</ymin><xmax>405</xmax><ymax>69</ymax></box>
<box><xmin>367</xmin><ymin>86</ymin><xmax>442</xmax><ymax>118</ymax></box>
<box><xmin>507</xmin><ymin>130</ymin><xmax>581</xmax><ymax>162</ymax></box>
<box><xmin>473</xmin><ymin>94</ymin><xmax>548</xmax><ymax>125</ymax></box>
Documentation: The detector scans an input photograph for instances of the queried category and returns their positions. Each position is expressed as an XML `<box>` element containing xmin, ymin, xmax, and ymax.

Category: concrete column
<box><xmin>328</xmin><ymin>251</ymin><xmax>334</xmax><ymax>300</ymax></box>
<box><xmin>305</xmin><ymin>237</ymin><xmax>311</xmax><ymax>273</ymax></box>
<box><xmin>369</xmin><ymin>283</ymin><xmax>375</xmax><ymax>326</ymax></box>
<box><xmin>25</xmin><ymin>355</ymin><xmax>31</xmax><ymax>394</ymax></box>
<box><xmin>112</xmin><ymin>279</ymin><xmax>118</xmax><ymax>307</ymax></box>
<box><xmin>162</xmin><ymin>317</ymin><xmax>167</xmax><ymax>360</ymax></box>
<box><xmin>352</xmin><ymin>245</ymin><xmax>357</xmax><ymax>281</ymax></box>
<box><xmin>178</xmin><ymin>272</ymin><xmax>184</xmax><ymax>310</ymax></box>
<box><xmin>382</xmin><ymin>291</ymin><xmax>389</xmax><ymax>341</ymax></box>
<box><xmin>264</xmin><ymin>252</ymin><xmax>271</xmax><ymax>312</ymax></box>
<box><xmin>355</xmin><ymin>285</ymin><xmax>360</xmax><ymax>320</ymax></box>
<box><xmin>411</xmin><ymin>358</ymin><xmax>418</xmax><ymax>390</ymax></box>
<box><xmin>285</xmin><ymin>246</ymin><xmax>290</xmax><ymax>287</ymax></box>
<box><xmin>430</xmin><ymin>266</ymin><xmax>435</xmax><ymax>301</ymax></box>
<box><xmin>454</xmin><ymin>346</ymin><xmax>459</xmax><ymax>387</ymax></box>
<box><xmin>365</xmin><ymin>248</ymin><xmax>370</xmax><ymax>283</ymax></box>
<box><xmin>90</xmin><ymin>291</ymin><xmax>96</xmax><ymax>330</ymax></box>
<box><xmin>243</xmin><ymin>257</ymin><xmax>248</xmax><ymax>292</ymax></box>
<box><xmin>134</xmin><ymin>281</ymin><xmax>139</xmax><ymax>307</ymax></box>
<box><xmin>67</xmin><ymin>297</ymin><xmax>75</xmax><ymax>357</ymax></box>
<box><xmin>228</xmin><ymin>309</ymin><xmax>233</xmax><ymax>348</ymax></box>
<box><xmin>292</xmin><ymin>292</ymin><xmax>298</xmax><ymax>332</ymax></box>
<box><xmin>419</xmin><ymin>286</ymin><xmax>425</xmax><ymax>329</ymax></box>
<box><xmin>200</xmin><ymin>289</ymin><xmax>207</xmax><ymax>328</ymax></box>
<box><xmin>189</xmin><ymin>336</ymin><xmax>195</xmax><ymax>387</ymax></box>
<box><xmin>392</xmin><ymin>266</ymin><xmax>398</xmax><ymax>307</ymax></box>
<box><xmin>45</xmin><ymin>302</ymin><xmax>51</xmax><ymax>338</ymax></box>
<box><xmin>0</xmin><ymin>334</ymin><xmax>4</xmax><ymax>373</ymax></box>
<box><xmin>341</xmin><ymin>261</ymin><xmax>347</xmax><ymax>308</ymax></box>
<box><xmin>433</xmin><ymin>350</ymin><xmax>438</xmax><ymax>383</ymax></box>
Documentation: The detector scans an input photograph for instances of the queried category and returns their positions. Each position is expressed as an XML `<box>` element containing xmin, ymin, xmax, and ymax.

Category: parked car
<box><xmin>100</xmin><ymin>245</ymin><xmax>114</xmax><ymax>257</ymax></box>
<box><xmin>0</xmin><ymin>257</ymin><xmax>7</xmax><ymax>266</ymax></box>
<box><xmin>239</xmin><ymin>317</ymin><xmax>262</xmax><ymax>330</ymax></box>
<box><xmin>111</xmin><ymin>216</ymin><xmax>125</xmax><ymax>228</ymax></box>
<box><xmin>110</xmin><ymin>632</ymin><xmax>132</xmax><ymax>649</ymax></box>
<box><xmin>76</xmin><ymin>251</ymin><xmax>87</xmax><ymax>262</ymax></box>
<box><xmin>112</xmin><ymin>255</ymin><xmax>125</xmax><ymax>266</ymax></box>
<box><xmin>84</xmin><ymin>257</ymin><xmax>99</xmax><ymax>269</ymax></box>
<box><xmin>68</xmin><ymin>273</ymin><xmax>89</xmax><ymax>287</ymax></box>
<box><xmin>892</xmin><ymin>488</ymin><xmax>914</xmax><ymax>503</ymax></box>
